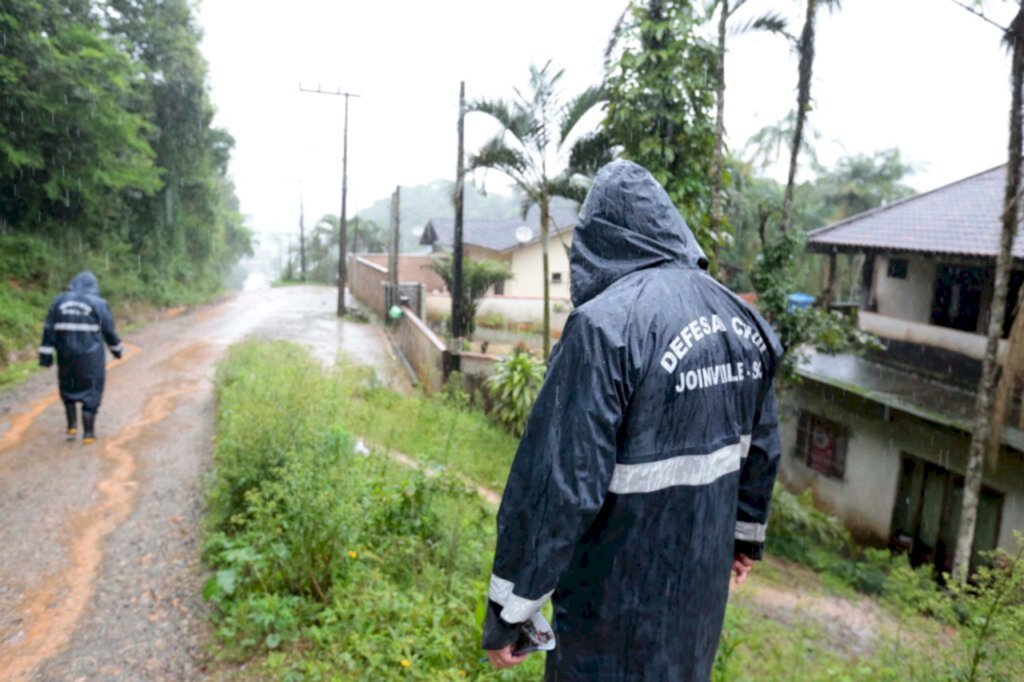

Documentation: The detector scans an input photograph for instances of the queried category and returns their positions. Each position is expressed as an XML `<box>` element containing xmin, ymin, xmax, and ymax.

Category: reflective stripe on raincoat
<box><xmin>39</xmin><ymin>271</ymin><xmax>121</xmax><ymax>411</ymax></box>
<box><xmin>482</xmin><ymin>160</ymin><xmax>784</xmax><ymax>681</ymax></box>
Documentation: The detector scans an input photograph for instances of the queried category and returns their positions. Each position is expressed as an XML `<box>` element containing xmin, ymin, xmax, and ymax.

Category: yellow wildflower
<box><xmin>348</xmin><ymin>550</ymin><xmax>358</xmax><ymax>559</ymax></box>
<box><xmin>400</xmin><ymin>659</ymin><xmax>411</xmax><ymax>668</ymax></box>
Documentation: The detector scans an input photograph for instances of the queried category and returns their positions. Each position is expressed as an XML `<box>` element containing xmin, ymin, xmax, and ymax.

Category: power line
<box><xmin>948</xmin><ymin>0</ymin><xmax>1010</xmax><ymax>33</ymax></box>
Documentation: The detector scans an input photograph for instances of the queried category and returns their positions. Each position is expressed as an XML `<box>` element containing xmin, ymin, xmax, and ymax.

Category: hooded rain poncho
<box><xmin>482</xmin><ymin>160</ymin><xmax>784</xmax><ymax>681</ymax></box>
<box><xmin>38</xmin><ymin>271</ymin><xmax>122</xmax><ymax>412</ymax></box>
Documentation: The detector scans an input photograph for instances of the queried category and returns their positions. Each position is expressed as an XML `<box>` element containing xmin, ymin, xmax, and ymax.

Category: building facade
<box><xmin>784</xmin><ymin>165</ymin><xmax>1024</xmax><ymax>574</ymax></box>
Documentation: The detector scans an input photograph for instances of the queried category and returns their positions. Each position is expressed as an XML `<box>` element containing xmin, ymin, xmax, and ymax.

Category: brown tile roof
<box><xmin>806</xmin><ymin>165</ymin><xmax>1021</xmax><ymax>259</ymax></box>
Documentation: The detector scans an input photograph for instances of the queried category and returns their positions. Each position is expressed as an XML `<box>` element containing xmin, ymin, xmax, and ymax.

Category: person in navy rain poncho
<box><xmin>482</xmin><ymin>160</ymin><xmax>784</xmax><ymax>681</ymax></box>
<box><xmin>38</xmin><ymin>271</ymin><xmax>123</xmax><ymax>444</ymax></box>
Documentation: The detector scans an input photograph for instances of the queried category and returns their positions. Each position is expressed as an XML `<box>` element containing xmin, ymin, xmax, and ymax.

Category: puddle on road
<box><xmin>0</xmin><ymin>378</ymin><xmax>198</xmax><ymax>681</ymax></box>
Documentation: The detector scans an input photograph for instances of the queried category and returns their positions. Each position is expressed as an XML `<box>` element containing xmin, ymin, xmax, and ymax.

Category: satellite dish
<box><xmin>515</xmin><ymin>225</ymin><xmax>534</xmax><ymax>244</ymax></box>
<box><xmin>411</xmin><ymin>224</ymin><xmax>425</xmax><ymax>238</ymax></box>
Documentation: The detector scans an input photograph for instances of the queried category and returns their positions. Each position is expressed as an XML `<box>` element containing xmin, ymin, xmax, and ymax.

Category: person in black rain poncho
<box><xmin>38</xmin><ymin>271</ymin><xmax>123</xmax><ymax>444</ymax></box>
<box><xmin>482</xmin><ymin>160</ymin><xmax>784</xmax><ymax>681</ymax></box>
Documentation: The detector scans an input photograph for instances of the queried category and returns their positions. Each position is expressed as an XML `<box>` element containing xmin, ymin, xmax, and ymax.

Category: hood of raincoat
<box><xmin>570</xmin><ymin>160</ymin><xmax>708</xmax><ymax>307</ymax></box>
<box><xmin>68</xmin><ymin>271</ymin><xmax>100</xmax><ymax>296</ymax></box>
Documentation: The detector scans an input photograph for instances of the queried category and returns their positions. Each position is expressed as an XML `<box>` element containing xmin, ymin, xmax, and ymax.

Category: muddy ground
<box><xmin>0</xmin><ymin>286</ymin><xmax>404</xmax><ymax>681</ymax></box>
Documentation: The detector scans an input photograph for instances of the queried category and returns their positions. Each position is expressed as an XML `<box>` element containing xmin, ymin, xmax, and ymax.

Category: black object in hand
<box><xmin>512</xmin><ymin>618</ymin><xmax>554</xmax><ymax>657</ymax></box>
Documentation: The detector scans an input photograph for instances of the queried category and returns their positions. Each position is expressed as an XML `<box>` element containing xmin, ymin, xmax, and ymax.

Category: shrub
<box><xmin>203</xmin><ymin>340</ymin><xmax>544</xmax><ymax>679</ymax></box>
<box><xmin>487</xmin><ymin>346</ymin><xmax>546</xmax><ymax>436</ymax></box>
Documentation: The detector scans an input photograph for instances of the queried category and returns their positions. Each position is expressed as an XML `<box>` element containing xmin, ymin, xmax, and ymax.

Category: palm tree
<box><xmin>467</xmin><ymin>62</ymin><xmax>604</xmax><ymax>360</ymax></box>
<box><xmin>430</xmin><ymin>255</ymin><xmax>513</xmax><ymax>340</ymax></box>
<box><xmin>781</xmin><ymin>0</ymin><xmax>842</xmax><ymax>234</ymax></box>
<box><xmin>706</xmin><ymin>0</ymin><xmax>788</xmax><ymax>250</ymax></box>
<box><xmin>954</xmin><ymin>1</ymin><xmax>1024</xmax><ymax>582</ymax></box>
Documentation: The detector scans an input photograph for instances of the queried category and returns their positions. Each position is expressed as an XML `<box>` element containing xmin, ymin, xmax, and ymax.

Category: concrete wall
<box><xmin>459</xmin><ymin>351</ymin><xmax>501</xmax><ymax>379</ymax></box>
<box><xmin>356</xmin><ymin>253</ymin><xmax>446</xmax><ymax>292</ymax></box>
<box><xmin>506</xmin><ymin>230</ymin><xmax>573</xmax><ymax>299</ymax></box>
<box><xmin>873</xmin><ymin>255</ymin><xmax>937</xmax><ymax>324</ymax></box>
<box><xmin>780</xmin><ymin>382</ymin><xmax>1024</xmax><ymax>552</ymax></box>
<box><xmin>395</xmin><ymin>306</ymin><xmax>448</xmax><ymax>394</ymax></box>
<box><xmin>348</xmin><ymin>256</ymin><xmax>389</xmax><ymax>318</ymax></box>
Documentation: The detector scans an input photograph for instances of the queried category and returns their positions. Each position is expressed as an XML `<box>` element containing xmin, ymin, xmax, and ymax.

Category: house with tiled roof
<box><xmin>419</xmin><ymin>202</ymin><xmax>577</xmax><ymax>299</ymax></box>
<box><xmin>781</xmin><ymin>165</ymin><xmax>1024</xmax><ymax>575</ymax></box>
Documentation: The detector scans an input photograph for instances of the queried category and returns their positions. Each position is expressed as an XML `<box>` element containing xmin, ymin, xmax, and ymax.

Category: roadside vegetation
<box><xmin>204</xmin><ymin>340</ymin><xmax>1022</xmax><ymax>680</ymax></box>
<box><xmin>204</xmin><ymin>340</ymin><xmax>543</xmax><ymax>679</ymax></box>
<box><xmin>0</xmin><ymin>1</ymin><xmax>252</xmax><ymax>381</ymax></box>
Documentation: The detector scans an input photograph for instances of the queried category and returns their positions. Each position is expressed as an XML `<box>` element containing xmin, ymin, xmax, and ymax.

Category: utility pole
<box><xmin>299</xmin><ymin>191</ymin><xmax>307</xmax><ymax>282</ymax></box>
<box><xmin>451</xmin><ymin>81</ymin><xmax>466</xmax><ymax>351</ymax></box>
<box><xmin>388</xmin><ymin>186</ymin><xmax>401</xmax><ymax>310</ymax></box>
<box><xmin>299</xmin><ymin>84</ymin><xmax>360</xmax><ymax>315</ymax></box>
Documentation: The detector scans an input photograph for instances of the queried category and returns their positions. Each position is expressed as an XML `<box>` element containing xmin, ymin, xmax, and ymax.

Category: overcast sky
<box><xmin>197</xmin><ymin>0</ymin><xmax>1020</xmax><ymax>238</ymax></box>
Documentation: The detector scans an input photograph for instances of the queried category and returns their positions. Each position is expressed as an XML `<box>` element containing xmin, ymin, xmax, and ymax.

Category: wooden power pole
<box><xmin>299</xmin><ymin>84</ymin><xmax>360</xmax><ymax>315</ymax></box>
<box><xmin>451</xmin><ymin>81</ymin><xmax>467</xmax><ymax>349</ymax></box>
<box><xmin>299</xmin><ymin>192</ymin><xmax>307</xmax><ymax>282</ymax></box>
<box><xmin>388</xmin><ymin>186</ymin><xmax>400</xmax><ymax>308</ymax></box>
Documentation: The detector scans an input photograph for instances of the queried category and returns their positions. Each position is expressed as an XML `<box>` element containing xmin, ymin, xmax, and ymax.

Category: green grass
<box><xmin>333</xmin><ymin>358</ymin><xmax>521</xmax><ymax>492</ymax></box>
<box><xmin>0</xmin><ymin>357</ymin><xmax>41</xmax><ymax>389</ymax></box>
<box><xmin>204</xmin><ymin>340</ymin><xmax>544</xmax><ymax>680</ymax></box>
<box><xmin>206</xmin><ymin>340</ymin><xmax>1021</xmax><ymax>681</ymax></box>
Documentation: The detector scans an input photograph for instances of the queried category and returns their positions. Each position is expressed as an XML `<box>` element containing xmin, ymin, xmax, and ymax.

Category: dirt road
<box><xmin>0</xmin><ymin>285</ymin><xmax>404</xmax><ymax>681</ymax></box>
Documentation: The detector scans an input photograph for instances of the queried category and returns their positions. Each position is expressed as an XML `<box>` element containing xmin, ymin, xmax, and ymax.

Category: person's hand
<box><xmin>111</xmin><ymin>347</ymin><xmax>123</xmax><ymax>359</ymax></box>
<box><xmin>732</xmin><ymin>552</ymin><xmax>754</xmax><ymax>585</ymax></box>
<box><xmin>486</xmin><ymin>645</ymin><xmax>528</xmax><ymax>669</ymax></box>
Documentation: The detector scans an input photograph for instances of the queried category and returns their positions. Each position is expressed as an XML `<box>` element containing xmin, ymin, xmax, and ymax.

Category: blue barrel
<box><xmin>787</xmin><ymin>292</ymin><xmax>816</xmax><ymax>311</ymax></box>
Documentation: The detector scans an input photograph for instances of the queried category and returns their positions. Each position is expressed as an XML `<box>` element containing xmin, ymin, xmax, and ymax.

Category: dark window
<box><xmin>493</xmin><ymin>279</ymin><xmax>505</xmax><ymax>296</ymax></box>
<box><xmin>1002</xmin><ymin>270</ymin><xmax>1024</xmax><ymax>337</ymax></box>
<box><xmin>891</xmin><ymin>454</ymin><xmax>1003</xmax><ymax>576</ymax></box>
<box><xmin>931</xmin><ymin>264</ymin><xmax>986</xmax><ymax>333</ymax></box>
<box><xmin>887</xmin><ymin>258</ymin><xmax>908</xmax><ymax>279</ymax></box>
<box><xmin>796</xmin><ymin>412</ymin><xmax>847</xmax><ymax>480</ymax></box>
<box><xmin>551</xmin><ymin>272</ymin><xmax>563</xmax><ymax>284</ymax></box>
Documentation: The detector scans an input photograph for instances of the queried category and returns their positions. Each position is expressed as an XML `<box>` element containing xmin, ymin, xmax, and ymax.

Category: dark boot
<box><xmin>64</xmin><ymin>401</ymin><xmax>78</xmax><ymax>439</ymax></box>
<box><xmin>82</xmin><ymin>411</ymin><xmax>97</xmax><ymax>444</ymax></box>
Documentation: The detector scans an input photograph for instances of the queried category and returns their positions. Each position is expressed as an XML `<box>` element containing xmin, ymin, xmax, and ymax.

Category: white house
<box><xmin>418</xmin><ymin>202</ymin><xmax>577</xmax><ymax>301</ymax></box>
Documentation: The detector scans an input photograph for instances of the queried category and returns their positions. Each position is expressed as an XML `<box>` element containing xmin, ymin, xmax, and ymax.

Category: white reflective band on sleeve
<box><xmin>608</xmin><ymin>437</ymin><xmax>750</xmax><ymax>494</ymax></box>
<box><xmin>735</xmin><ymin>520</ymin><xmax>767</xmax><ymax>542</ymax></box>
<box><xmin>53</xmin><ymin>322</ymin><xmax>100</xmax><ymax>332</ymax></box>
<box><xmin>38</xmin><ymin>346</ymin><xmax>55</xmax><ymax>355</ymax></box>
<box><xmin>740</xmin><ymin>434</ymin><xmax>752</xmax><ymax>460</ymax></box>
<box><xmin>489</xmin><ymin>573</ymin><xmax>552</xmax><ymax>624</ymax></box>
<box><xmin>111</xmin><ymin>344</ymin><xmax>123</xmax><ymax>353</ymax></box>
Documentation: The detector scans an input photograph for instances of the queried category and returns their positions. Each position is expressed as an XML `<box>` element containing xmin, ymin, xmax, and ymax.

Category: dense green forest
<box><xmin>0</xmin><ymin>0</ymin><xmax>251</xmax><ymax>370</ymax></box>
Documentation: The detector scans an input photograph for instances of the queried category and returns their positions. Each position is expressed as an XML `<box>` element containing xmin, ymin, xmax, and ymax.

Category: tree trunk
<box><xmin>954</xmin><ymin>7</ymin><xmax>1024</xmax><ymax>582</ymax></box>
<box><xmin>782</xmin><ymin>0</ymin><xmax>817</xmax><ymax>234</ymax></box>
<box><xmin>541</xmin><ymin>188</ymin><xmax>551</xmax><ymax>361</ymax></box>
<box><xmin>708</xmin><ymin>0</ymin><xmax>729</xmax><ymax>261</ymax></box>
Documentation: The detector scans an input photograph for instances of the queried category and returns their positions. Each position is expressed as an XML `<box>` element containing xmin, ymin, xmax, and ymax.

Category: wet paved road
<box><xmin>0</xmin><ymin>285</ymin><xmax>403</xmax><ymax>681</ymax></box>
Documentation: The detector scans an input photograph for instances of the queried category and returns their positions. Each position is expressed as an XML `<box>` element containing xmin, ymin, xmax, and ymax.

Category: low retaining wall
<box><xmin>356</xmin><ymin>253</ymin><xmax>446</xmax><ymax>293</ymax></box>
<box><xmin>395</xmin><ymin>305</ymin><xmax>449</xmax><ymax>394</ymax></box>
<box><xmin>349</xmin><ymin>256</ymin><xmax>389</xmax><ymax>318</ymax></box>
